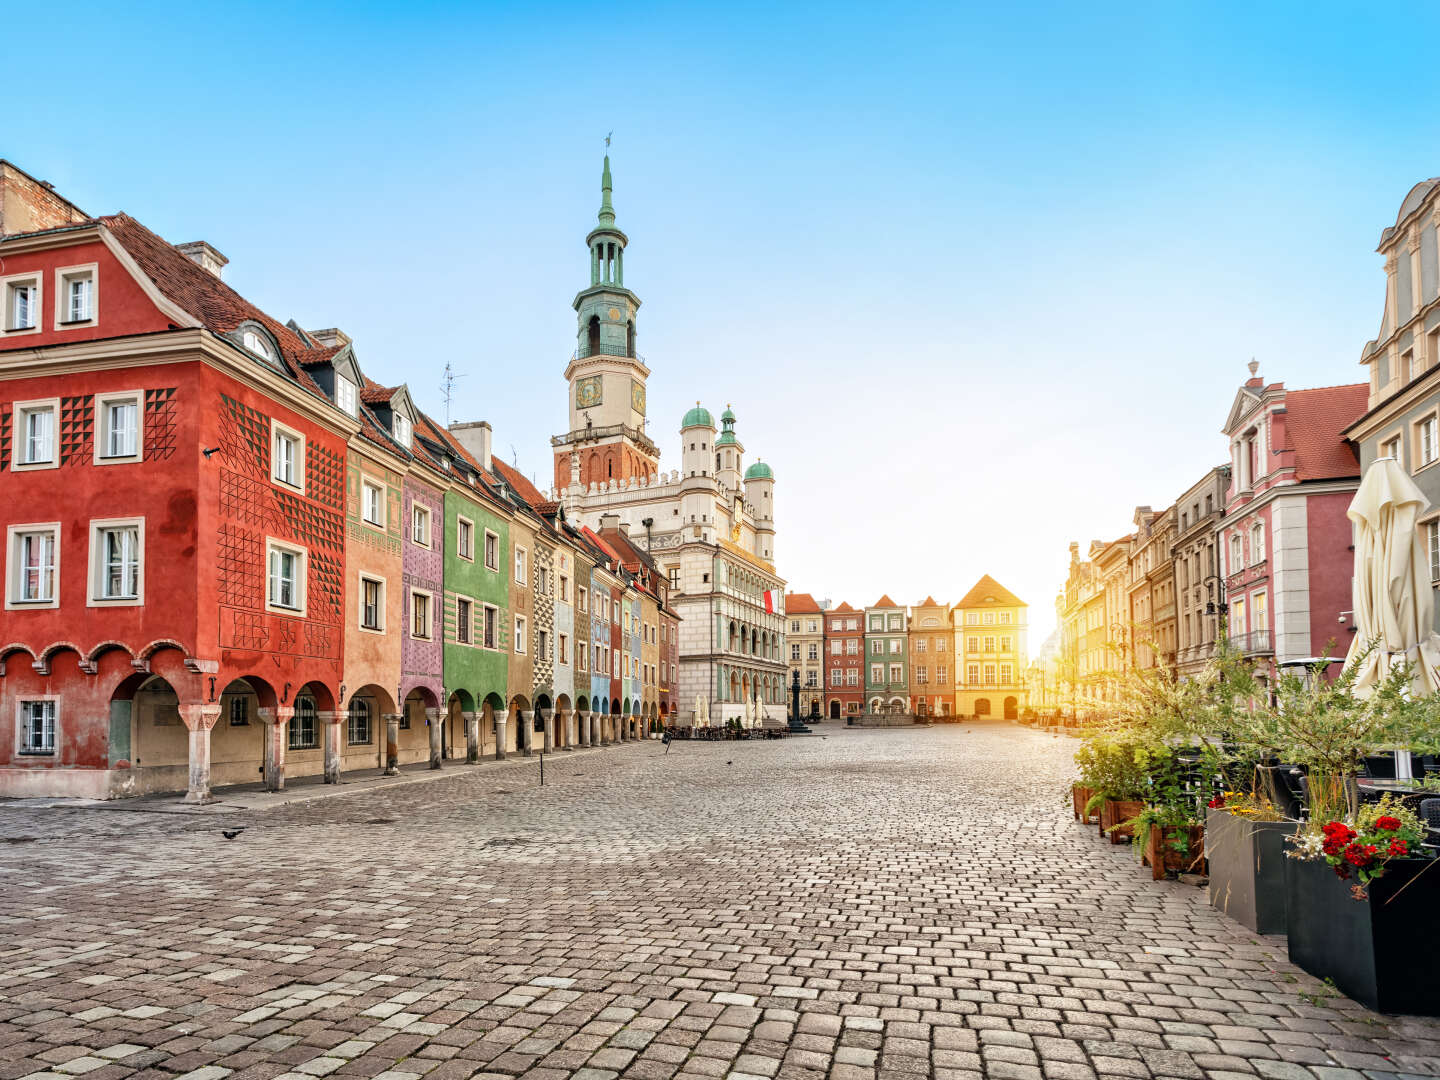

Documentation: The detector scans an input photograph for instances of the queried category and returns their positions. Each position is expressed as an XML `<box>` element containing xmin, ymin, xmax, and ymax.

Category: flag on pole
<box><xmin>763</xmin><ymin>590</ymin><xmax>775</xmax><ymax>614</ymax></box>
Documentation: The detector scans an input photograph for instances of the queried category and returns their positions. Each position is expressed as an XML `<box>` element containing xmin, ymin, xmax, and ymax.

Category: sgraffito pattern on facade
<box><xmin>59</xmin><ymin>395</ymin><xmax>92</xmax><ymax>466</ymax></box>
<box><xmin>143</xmin><ymin>387</ymin><xmax>178</xmax><ymax>461</ymax></box>
<box><xmin>401</xmin><ymin>477</ymin><xmax>444</xmax><ymax>699</ymax></box>
<box><xmin>533</xmin><ymin>541</ymin><xmax>555</xmax><ymax>700</ymax></box>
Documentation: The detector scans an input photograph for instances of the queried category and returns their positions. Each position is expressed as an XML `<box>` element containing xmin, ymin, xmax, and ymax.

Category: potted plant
<box><xmin>1284</xmin><ymin>795</ymin><xmax>1440</xmax><ymax>1014</ymax></box>
<box><xmin>1075</xmin><ymin>734</ymin><xmax>1150</xmax><ymax>843</ymax></box>
<box><xmin>1205</xmin><ymin>788</ymin><xmax>1296</xmax><ymax>934</ymax></box>
<box><xmin>1230</xmin><ymin>654</ymin><xmax>1440</xmax><ymax>1013</ymax></box>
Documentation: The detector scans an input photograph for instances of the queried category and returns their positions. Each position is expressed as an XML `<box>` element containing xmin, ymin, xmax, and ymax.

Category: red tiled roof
<box><xmin>492</xmin><ymin>457</ymin><xmax>550</xmax><ymax>510</ymax></box>
<box><xmin>918</xmin><ymin>595</ymin><xmax>939</xmax><ymax>607</ymax></box>
<box><xmin>957</xmin><ymin>575</ymin><xmax>1024</xmax><ymax>608</ymax></box>
<box><xmin>872</xmin><ymin>594</ymin><xmax>898</xmax><ymax>608</ymax></box>
<box><xmin>832</xmin><ymin>601</ymin><xmax>856</xmax><ymax>613</ymax></box>
<box><xmin>296</xmin><ymin>344</ymin><xmax>343</xmax><ymax>369</ymax></box>
<box><xmin>1283</xmin><ymin>384</ymin><xmax>1366</xmax><ymax>481</ymax></box>
<box><xmin>785</xmin><ymin>592</ymin><xmax>821</xmax><ymax>613</ymax></box>
<box><xmin>101</xmin><ymin>214</ymin><xmax>326</xmax><ymax>402</ymax></box>
<box><xmin>360</xmin><ymin>378</ymin><xmax>396</xmax><ymax>405</ymax></box>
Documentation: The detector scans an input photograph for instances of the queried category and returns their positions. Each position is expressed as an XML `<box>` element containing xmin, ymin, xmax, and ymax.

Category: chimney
<box><xmin>448</xmin><ymin>420</ymin><xmax>492</xmax><ymax>471</ymax></box>
<box><xmin>175</xmin><ymin>241</ymin><xmax>229</xmax><ymax>279</ymax></box>
<box><xmin>0</xmin><ymin>161</ymin><xmax>88</xmax><ymax>237</ymax></box>
<box><xmin>309</xmin><ymin>327</ymin><xmax>351</xmax><ymax>349</ymax></box>
<box><xmin>599</xmin><ymin>512</ymin><xmax>621</xmax><ymax>534</ymax></box>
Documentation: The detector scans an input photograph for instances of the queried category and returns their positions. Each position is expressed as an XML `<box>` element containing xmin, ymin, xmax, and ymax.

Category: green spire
<box><xmin>598</xmin><ymin>154</ymin><xmax>615</xmax><ymax>228</ymax></box>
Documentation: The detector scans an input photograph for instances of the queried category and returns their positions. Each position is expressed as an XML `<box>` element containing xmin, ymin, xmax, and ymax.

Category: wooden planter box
<box><xmin>1101</xmin><ymin>799</ymin><xmax>1145</xmax><ymax>844</ymax></box>
<box><xmin>1072</xmin><ymin>784</ymin><xmax>1098</xmax><ymax>824</ymax></box>
<box><xmin>1284</xmin><ymin>854</ymin><xmax>1440</xmax><ymax>1015</ymax></box>
<box><xmin>1206</xmin><ymin>808</ymin><xmax>1296</xmax><ymax>935</ymax></box>
<box><xmin>1141</xmin><ymin>824</ymin><xmax>1205</xmax><ymax>880</ymax></box>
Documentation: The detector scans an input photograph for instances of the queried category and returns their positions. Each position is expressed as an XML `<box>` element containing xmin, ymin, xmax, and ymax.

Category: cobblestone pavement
<box><xmin>1</xmin><ymin>722</ymin><xmax>1438</xmax><ymax>1080</ymax></box>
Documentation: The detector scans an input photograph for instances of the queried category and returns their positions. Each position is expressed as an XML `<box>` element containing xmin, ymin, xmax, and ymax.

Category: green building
<box><xmin>864</xmin><ymin>595</ymin><xmax>909</xmax><ymax>715</ymax></box>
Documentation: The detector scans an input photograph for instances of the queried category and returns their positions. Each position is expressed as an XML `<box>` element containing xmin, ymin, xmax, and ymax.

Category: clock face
<box><xmin>608</xmin><ymin>307</ymin><xmax>621</xmax><ymax>320</ymax></box>
<box><xmin>631</xmin><ymin>380</ymin><xmax>646</xmax><ymax>415</ymax></box>
<box><xmin>576</xmin><ymin>375</ymin><xmax>603</xmax><ymax>409</ymax></box>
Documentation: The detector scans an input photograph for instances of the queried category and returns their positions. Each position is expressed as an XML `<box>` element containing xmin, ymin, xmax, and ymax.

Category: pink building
<box><xmin>1219</xmin><ymin>365</ymin><xmax>1367</xmax><ymax>684</ymax></box>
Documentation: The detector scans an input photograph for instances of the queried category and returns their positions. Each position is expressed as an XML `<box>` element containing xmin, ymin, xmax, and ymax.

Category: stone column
<box><xmin>383</xmin><ymin>713</ymin><xmax>402</xmax><ymax>775</ymax></box>
<box><xmin>427</xmin><ymin>708</ymin><xmax>443</xmax><ymax>769</ymax></box>
<box><xmin>564</xmin><ymin>709</ymin><xmax>576</xmax><ymax>750</ymax></box>
<box><xmin>577</xmin><ymin>710</ymin><xmax>590</xmax><ymax>747</ymax></box>
<box><xmin>179</xmin><ymin>704</ymin><xmax>222</xmax><ymax>805</ymax></box>
<box><xmin>597</xmin><ymin>713</ymin><xmax>607</xmax><ymax>746</ymax></box>
<box><xmin>321</xmin><ymin>711</ymin><xmax>343</xmax><ymax>784</ymax></box>
<box><xmin>464</xmin><ymin>711</ymin><xmax>479</xmax><ymax>764</ymax></box>
<box><xmin>542</xmin><ymin>709</ymin><xmax>554</xmax><ymax>753</ymax></box>
<box><xmin>520</xmin><ymin>711</ymin><xmax>534</xmax><ymax>757</ymax></box>
<box><xmin>494</xmin><ymin>709</ymin><xmax>509</xmax><ymax>761</ymax></box>
<box><xmin>260</xmin><ymin>706</ymin><xmax>293</xmax><ymax>792</ymax></box>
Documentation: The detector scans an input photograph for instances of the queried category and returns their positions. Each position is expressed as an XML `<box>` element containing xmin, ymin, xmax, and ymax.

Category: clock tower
<box><xmin>552</xmin><ymin>152</ymin><xmax>658</xmax><ymax>492</ymax></box>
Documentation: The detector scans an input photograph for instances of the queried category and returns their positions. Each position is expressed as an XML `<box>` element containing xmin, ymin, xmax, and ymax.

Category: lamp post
<box><xmin>1202</xmin><ymin>573</ymin><xmax>1229</xmax><ymax>645</ymax></box>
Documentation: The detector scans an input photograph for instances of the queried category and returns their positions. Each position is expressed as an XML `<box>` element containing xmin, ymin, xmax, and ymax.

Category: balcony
<box><xmin>1232</xmin><ymin>630</ymin><xmax>1273</xmax><ymax>656</ymax></box>
<box><xmin>1177</xmin><ymin>642</ymin><xmax>1217</xmax><ymax>665</ymax></box>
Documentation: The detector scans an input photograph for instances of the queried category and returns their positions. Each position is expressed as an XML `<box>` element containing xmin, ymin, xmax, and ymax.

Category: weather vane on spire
<box><xmin>605</xmin><ymin>131</ymin><xmax>612</xmax><ymax>151</ymax></box>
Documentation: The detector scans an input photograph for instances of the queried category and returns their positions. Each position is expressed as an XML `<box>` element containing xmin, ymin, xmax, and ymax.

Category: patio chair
<box><xmin>1420</xmin><ymin>798</ymin><xmax>1440</xmax><ymax>854</ymax></box>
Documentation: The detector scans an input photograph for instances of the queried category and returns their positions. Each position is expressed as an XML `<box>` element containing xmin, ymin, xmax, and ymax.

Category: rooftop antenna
<box><xmin>440</xmin><ymin>362</ymin><xmax>466</xmax><ymax>426</ymax></box>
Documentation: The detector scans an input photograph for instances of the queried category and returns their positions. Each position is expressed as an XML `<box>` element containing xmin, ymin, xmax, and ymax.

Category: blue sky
<box><xmin>11</xmin><ymin>2</ymin><xmax>1440</xmax><ymax>643</ymax></box>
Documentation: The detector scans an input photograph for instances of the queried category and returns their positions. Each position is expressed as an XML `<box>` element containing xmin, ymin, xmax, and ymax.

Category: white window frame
<box><xmin>482</xmin><ymin>603</ymin><xmax>499</xmax><ymax>650</ymax></box>
<box><xmin>12</xmin><ymin>398</ymin><xmax>59</xmax><ymax>471</ymax></box>
<box><xmin>559</xmin><ymin>633</ymin><xmax>569</xmax><ymax>665</ymax></box>
<box><xmin>1250</xmin><ymin>521</ymin><xmax>1265</xmax><ymax>566</ymax></box>
<box><xmin>393</xmin><ymin>413</ymin><xmax>412</xmax><ymax>448</ymax></box>
<box><xmin>578</xmin><ymin>585</ymin><xmax>588</xmax><ymax>613</ymax></box>
<box><xmin>457</xmin><ymin>516</ymin><xmax>474</xmax><ymax>561</ymax></box>
<box><xmin>93</xmin><ymin>390</ymin><xmax>143</xmax><ymax>465</ymax></box>
<box><xmin>54</xmin><ymin>263</ymin><xmax>98</xmax><ymax>328</ymax></box>
<box><xmin>514</xmin><ymin>614</ymin><xmax>527</xmax><ymax>655</ymax></box>
<box><xmin>410</xmin><ymin>587</ymin><xmax>434</xmax><ymax>640</ymax></box>
<box><xmin>335</xmin><ymin>375</ymin><xmax>358</xmax><ymax>417</ymax></box>
<box><xmin>270</xmin><ymin>419</ymin><xmax>306</xmax><ymax>493</ymax></box>
<box><xmin>358</xmin><ymin>574</ymin><xmax>386</xmax><ymax>634</ymax></box>
<box><xmin>2</xmin><ymin>270</ymin><xmax>41</xmax><ymax>335</ymax></box>
<box><xmin>1429</xmin><ymin>519</ymin><xmax>1440</xmax><ymax>583</ymax></box>
<box><xmin>1417</xmin><ymin>412</ymin><xmax>1440</xmax><ymax>470</ymax></box>
<box><xmin>87</xmin><ymin>517</ymin><xmax>144</xmax><ymax>606</ymax></box>
<box><xmin>538</xmin><ymin>628</ymin><xmax>549</xmax><ymax>660</ymax></box>
<box><xmin>264</xmin><ymin>537</ymin><xmax>308</xmax><ymax>617</ymax></box>
<box><xmin>514</xmin><ymin>545</ymin><xmax>528</xmax><ymax>586</ymax></box>
<box><xmin>6</xmin><ymin>522</ymin><xmax>61</xmax><ymax>610</ymax></box>
<box><xmin>456</xmin><ymin>595</ymin><xmax>474</xmax><ymax>645</ymax></box>
<box><xmin>411</xmin><ymin>503</ymin><xmax>432</xmax><ymax>548</ymax></box>
<box><xmin>483</xmin><ymin>529</ymin><xmax>500</xmax><ymax>571</ymax></box>
<box><xmin>15</xmin><ymin>697</ymin><xmax>58</xmax><ymax>756</ymax></box>
<box><xmin>361</xmin><ymin>479</ymin><xmax>385</xmax><ymax>528</ymax></box>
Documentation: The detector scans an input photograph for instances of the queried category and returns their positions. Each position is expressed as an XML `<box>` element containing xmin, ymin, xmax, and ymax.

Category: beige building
<box><xmin>1174</xmin><ymin>466</ymin><xmax>1230</xmax><ymax>678</ymax></box>
<box><xmin>785</xmin><ymin>593</ymin><xmax>825</xmax><ymax>719</ymax></box>
<box><xmin>908</xmin><ymin>597</ymin><xmax>953</xmax><ymax>718</ymax></box>
<box><xmin>1128</xmin><ymin>505</ymin><xmax>1177</xmax><ymax>676</ymax></box>
<box><xmin>953</xmin><ymin>576</ymin><xmax>1028</xmax><ymax>719</ymax></box>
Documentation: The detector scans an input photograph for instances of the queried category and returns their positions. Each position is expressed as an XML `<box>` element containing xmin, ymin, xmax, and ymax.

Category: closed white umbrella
<box><xmin>1344</xmin><ymin>456</ymin><xmax>1440</xmax><ymax>697</ymax></box>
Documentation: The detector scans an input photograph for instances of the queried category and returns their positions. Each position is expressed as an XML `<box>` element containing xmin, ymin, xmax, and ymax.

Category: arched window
<box><xmin>607</xmin><ymin>458</ymin><xmax>613</xmax><ymax>478</ymax></box>
<box><xmin>587</xmin><ymin>315</ymin><xmax>600</xmax><ymax>357</ymax></box>
<box><xmin>626</xmin><ymin>320</ymin><xmax>635</xmax><ymax>357</ymax></box>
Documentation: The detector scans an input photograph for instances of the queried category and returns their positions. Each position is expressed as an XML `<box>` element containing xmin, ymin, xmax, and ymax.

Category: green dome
<box><xmin>681</xmin><ymin>403</ymin><xmax>713</xmax><ymax>428</ymax></box>
<box><xmin>721</xmin><ymin>406</ymin><xmax>736</xmax><ymax>422</ymax></box>
<box><xmin>745</xmin><ymin>460</ymin><xmax>773</xmax><ymax>480</ymax></box>
<box><xmin>716</xmin><ymin>431</ymin><xmax>737</xmax><ymax>446</ymax></box>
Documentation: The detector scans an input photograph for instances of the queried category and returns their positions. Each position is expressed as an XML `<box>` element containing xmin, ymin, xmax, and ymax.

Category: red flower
<box><xmin>1207</xmin><ymin>796</ymin><xmax>1224</xmax><ymax>809</ymax></box>
<box><xmin>1343</xmin><ymin>843</ymin><xmax>1378</xmax><ymax>867</ymax></box>
<box><xmin>1388</xmin><ymin>839</ymin><xmax>1409</xmax><ymax>857</ymax></box>
<box><xmin>1375</xmin><ymin>816</ymin><xmax>1402</xmax><ymax>831</ymax></box>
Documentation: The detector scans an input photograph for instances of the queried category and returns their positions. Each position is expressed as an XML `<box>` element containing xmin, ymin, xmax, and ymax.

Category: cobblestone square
<box><xmin>1</xmin><ymin>724</ymin><xmax>1437</xmax><ymax>1080</ymax></box>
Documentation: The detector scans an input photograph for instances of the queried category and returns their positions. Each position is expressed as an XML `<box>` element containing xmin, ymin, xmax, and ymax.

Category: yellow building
<box><xmin>953</xmin><ymin>575</ymin><xmax>1028</xmax><ymax>719</ymax></box>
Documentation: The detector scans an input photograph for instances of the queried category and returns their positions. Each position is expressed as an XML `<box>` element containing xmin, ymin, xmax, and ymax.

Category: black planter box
<box><xmin>1206</xmin><ymin>808</ymin><xmax>1296</xmax><ymax>935</ymax></box>
<box><xmin>1284</xmin><ymin>853</ymin><xmax>1440</xmax><ymax>1015</ymax></box>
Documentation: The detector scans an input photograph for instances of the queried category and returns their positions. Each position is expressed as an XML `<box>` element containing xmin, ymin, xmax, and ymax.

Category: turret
<box><xmin>680</xmin><ymin>402</ymin><xmax>717</xmax><ymax>538</ymax></box>
<box><xmin>715</xmin><ymin>405</ymin><xmax>744</xmax><ymax>493</ymax></box>
<box><xmin>744</xmin><ymin>459</ymin><xmax>775</xmax><ymax>562</ymax></box>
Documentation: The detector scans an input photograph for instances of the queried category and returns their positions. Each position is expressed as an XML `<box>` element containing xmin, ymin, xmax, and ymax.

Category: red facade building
<box><xmin>0</xmin><ymin>164</ymin><xmax>352</xmax><ymax>799</ymax></box>
<box><xmin>824</xmin><ymin>601</ymin><xmax>865</xmax><ymax>720</ymax></box>
<box><xmin>1219</xmin><ymin>367</ymin><xmax>1367</xmax><ymax>685</ymax></box>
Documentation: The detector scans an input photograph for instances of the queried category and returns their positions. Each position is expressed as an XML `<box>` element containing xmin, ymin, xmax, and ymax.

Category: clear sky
<box><xmin>11</xmin><ymin>1</ymin><xmax>1440</xmax><ymax>643</ymax></box>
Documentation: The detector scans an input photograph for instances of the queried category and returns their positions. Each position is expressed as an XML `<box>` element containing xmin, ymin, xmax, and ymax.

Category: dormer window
<box><xmin>242</xmin><ymin>329</ymin><xmax>274</xmax><ymax>363</ymax></box>
<box><xmin>336</xmin><ymin>376</ymin><xmax>357</xmax><ymax>417</ymax></box>
<box><xmin>394</xmin><ymin>414</ymin><xmax>412</xmax><ymax>447</ymax></box>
